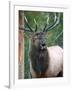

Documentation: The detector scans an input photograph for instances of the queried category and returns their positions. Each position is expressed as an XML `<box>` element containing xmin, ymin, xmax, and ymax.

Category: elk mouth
<box><xmin>40</xmin><ymin>44</ymin><xmax>47</xmax><ymax>50</ymax></box>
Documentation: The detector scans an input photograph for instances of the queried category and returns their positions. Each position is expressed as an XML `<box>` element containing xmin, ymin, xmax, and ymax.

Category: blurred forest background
<box><xmin>19</xmin><ymin>11</ymin><xmax>63</xmax><ymax>79</ymax></box>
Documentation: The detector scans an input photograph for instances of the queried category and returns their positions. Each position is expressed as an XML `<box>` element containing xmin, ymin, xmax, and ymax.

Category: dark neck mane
<box><xmin>30</xmin><ymin>45</ymin><xmax>49</xmax><ymax>78</ymax></box>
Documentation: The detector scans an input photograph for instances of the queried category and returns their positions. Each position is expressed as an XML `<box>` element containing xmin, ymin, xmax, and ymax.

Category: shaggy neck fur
<box><xmin>30</xmin><ymin>44</ymin><xmax>49</xmax><ymax>78</ymax></box>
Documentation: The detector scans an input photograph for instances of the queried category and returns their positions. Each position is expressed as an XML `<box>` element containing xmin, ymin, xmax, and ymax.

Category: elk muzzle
<box><xmin>39</xmin><ymin>39</ymin><xmax>47</xmax><ymax>50</ymax></box>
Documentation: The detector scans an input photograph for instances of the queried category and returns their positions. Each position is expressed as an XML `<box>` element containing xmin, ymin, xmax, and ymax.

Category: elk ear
<box><xmin>24</xmin><ymin>30</ymin><xmax>34</xmax><ymax>39</ymax></box>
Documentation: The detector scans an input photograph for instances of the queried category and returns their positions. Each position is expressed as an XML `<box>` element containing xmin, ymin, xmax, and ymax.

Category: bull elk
<box><xmin>22</xmin><ymin>13</ymin><xmax>63</xmax><ymax>78</ymax></box>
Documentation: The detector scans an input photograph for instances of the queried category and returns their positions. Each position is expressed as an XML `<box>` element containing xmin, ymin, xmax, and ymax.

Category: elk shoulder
<box><xmin>45</xmin><ymin>45</ymin><xmax>63</xmax><ymax>77</ymax></box>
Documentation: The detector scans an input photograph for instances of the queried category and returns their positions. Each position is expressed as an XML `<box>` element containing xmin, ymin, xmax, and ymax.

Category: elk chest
<box><xmin>30</xmin><ymin>48</ymin><xmax>49</xmax><ymax>78</ymax></box>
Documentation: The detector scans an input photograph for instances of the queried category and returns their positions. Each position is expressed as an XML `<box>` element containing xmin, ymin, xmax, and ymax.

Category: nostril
<box><xmin>42</xmin><ymin>43</ymin><xmax>46</xmax><ymax>46</ymax></box>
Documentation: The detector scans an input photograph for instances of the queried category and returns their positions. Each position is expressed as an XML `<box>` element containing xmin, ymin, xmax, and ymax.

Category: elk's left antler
<box><xmin>43</xmin><ymin>13</ymin><xmax>60</xmax><ymax>32</ymax></box>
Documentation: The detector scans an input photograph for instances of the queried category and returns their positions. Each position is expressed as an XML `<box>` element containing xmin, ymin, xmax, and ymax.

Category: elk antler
<box><xmin>24</xmin><ymin>16</ymin><xmax>38</xmax><ymax>32</ymax></box>
<box><xmin>43</xmin><ymin>13</ymin><xmax>60</xmax><ymax>32</ymax></box>
<box><xmin>43</xmin><ymin>16</ymin><xmax>49</xmax><ymax>31</ymax></box>
<box><xmin>24</xmin><ymin>16</ymin><xmax>33</xmax><ymax>32</ymax></box>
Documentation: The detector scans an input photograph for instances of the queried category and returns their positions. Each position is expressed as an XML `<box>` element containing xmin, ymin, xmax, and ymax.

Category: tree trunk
<box><xmin>18</xmin><ymin>11</ymin><xmax>24</xmax><ymax>79</ymax></box>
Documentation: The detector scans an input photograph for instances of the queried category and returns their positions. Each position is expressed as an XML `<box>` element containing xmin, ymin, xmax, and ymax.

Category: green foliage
<box><xmin>24</xmin><ymin>36</ymin><xmax>30</xmax><ymax>78</ymax></box>
<box><xmin>24</xmin><ymin>11</ymin><xmax>63</xmax><ymax>78</ymax></box>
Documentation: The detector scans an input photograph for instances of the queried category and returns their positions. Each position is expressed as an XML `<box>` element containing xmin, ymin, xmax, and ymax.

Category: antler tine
<box><xmin>24</xmin><ymin>16</ymin><xmax>33</xmax><ymax>32</ymax></box>
<box><xmin>34</xmin><ymin>19</ymin><xmax>37</xmax><ymax>32</ymax></box>
<box><xmin>44</xmin><ymin>13</ymin><xmax>60</xmax><ymax>32</ymax></box>
<box><xmin>43</xmin><ymin>24</ymin><xmax>47</xmax><ymax>32</ymax></box>
<box><xmin>54</xmin><ymin>13</ymin><xmax>57</xmax><ymax>22</ymax></box>
<box><xmin>43</xmin><ymin>16</ymin><xmax>49</xmax><ymax>32</ymax></box>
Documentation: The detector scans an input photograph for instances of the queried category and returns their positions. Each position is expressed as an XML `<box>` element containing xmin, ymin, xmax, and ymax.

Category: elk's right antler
<box><xmin>24</xmin><ymin>16</ymin><xmax>33</xmax><ymax>32</ymax></box>
<box><xmin>24</xmin><ymin>16</ymin><xmax>38</xmax><ymax>32</ymax></box>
